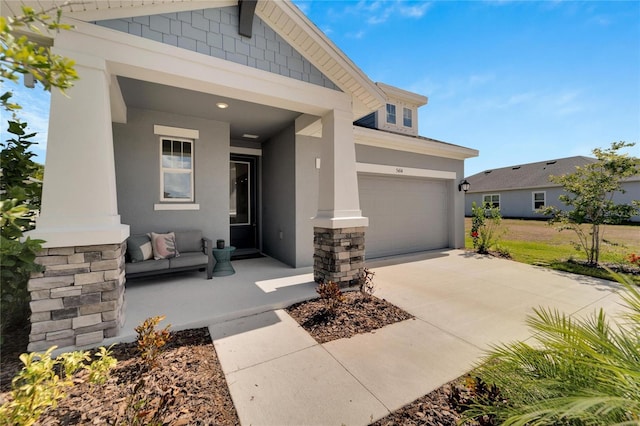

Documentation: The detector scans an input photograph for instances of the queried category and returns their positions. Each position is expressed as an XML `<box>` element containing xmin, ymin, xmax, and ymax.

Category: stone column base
<box><xmin>313</xmin><ymin>226</ymin><xmax>365</xmax><ymax>287</ymax></box>
<box><xmin>27</xmin><ymin>242</ymin><xmax>126</xmax><ymax>352</ymax></box>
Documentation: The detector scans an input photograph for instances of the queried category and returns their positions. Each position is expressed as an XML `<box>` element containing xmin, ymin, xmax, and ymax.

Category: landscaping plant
<box><xmin>118</xmin><ymin>316</ymin><xmax>175</xmax><ymax>425</ymax></box>
<box><xmin>542</xmin><ymin>141</ymin><xmax>640</xmax><ymax>266</ymax></box>
<box><xmin>0</xmin><ymin>346</ymin><xmax>116</xmax><ymax>426</ymax></box>
<box><xmin>134</xmin><ymin>315</ymin><xmax>172</xmax><ymax>371</ymax></box>
<box><xmin>470</xmin><ymin>201</ymin><xmax>504</xmax><ymax>254</ymax></box>
<box><xmin>359</xmin><ymin>267</ymin><xmax>376</xmax><ymax>299</ymax></box>
<box><xmin>316</xmin><ymin>280</ymin><xmax>344</xmax><ymax>314</ymax></box>
<box><xmin>461</xmin><ymin>272</ymin><xmax>640</xmax><ymax>425</ymax></box>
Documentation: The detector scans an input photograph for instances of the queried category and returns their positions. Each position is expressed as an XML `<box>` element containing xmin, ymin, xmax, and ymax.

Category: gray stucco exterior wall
<box><xmin>262</xmin><ymin>125</ymin><xmax>297</xmax><ymax>266</ymax></box>
<box><xmin>95</xmin><ymin>7</ymin><xmax>338</xmax><ymax>90</ymax></box>
<box><xmin>465</xmin><ymin>181</ymin><xmax>639</xmax><ymax>222</ymax></box>
<box><xmin>113</xmin><ymin>108</ymin><xmax>230</xmax><ymax>241</ymax></box>
<box><xmin>294</xmin><ymin>135</ymin><xmax>321</xmax><ymax>268</ymax></box>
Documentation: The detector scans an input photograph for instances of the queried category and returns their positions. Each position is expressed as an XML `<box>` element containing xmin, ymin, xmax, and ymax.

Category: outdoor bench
<box><xmin>125</xmin><ymin>229</ymin><xmax>213</xmax><ymax>279</ymax></box>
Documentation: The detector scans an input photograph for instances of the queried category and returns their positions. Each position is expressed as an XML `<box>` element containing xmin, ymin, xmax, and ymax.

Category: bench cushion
<box><xmin>175</xmin><ymin>230</ymin><xmax>203</xmax><ymax>253</ymax></box>
<box><xmin>169</xmin><ymin>252</ymin><xmax>208</xmax><ymax>269</ymax></box>
<box><xmin>126</xmin><ymin>258</ymin><xmax>170</xmax><ymax>275</ymax></box>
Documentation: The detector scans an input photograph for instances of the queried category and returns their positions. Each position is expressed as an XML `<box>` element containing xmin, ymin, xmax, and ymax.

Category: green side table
<box><xmin>212</xmin><ymin>246</ymin><xmax>236</xmax><ymax>277</ymax></box>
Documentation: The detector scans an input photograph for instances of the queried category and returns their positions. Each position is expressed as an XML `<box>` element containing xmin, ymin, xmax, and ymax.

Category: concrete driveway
<box><xmin>210</xmin><ymin>250</ymin><xmax>623</xmax><ymax>426</ymax></box>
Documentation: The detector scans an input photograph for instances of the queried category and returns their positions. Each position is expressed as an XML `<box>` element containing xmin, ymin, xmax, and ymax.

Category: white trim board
<box><xmin>154</xmin><ymin>125</ymin><xmax>199</xmax><ymax>140</ymax></box>
<box><xmin>154</xmin><ymin>204</ymin><xmax>200</xmax><ymax>211</ymax></box>
<box><xmin>231</xmin><ymin>147</ymin><xmax>262</xmax><ymax>157</ymax></box>
<box><xmin>356</xmin><ymin>163</ymin><xmax>456</xmax><ymax>180</ymax></box>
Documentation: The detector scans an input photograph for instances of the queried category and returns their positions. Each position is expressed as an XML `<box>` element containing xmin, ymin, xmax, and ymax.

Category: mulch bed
<box><xmin>286</xmin><ymin>290</ymin><xmax>414</xmax><ymax>343</ymax></box>
<box><xmin>1</xmin><ymin>328</ymin><xmax>240</xmax><ymax>425</ymax></box>
<box><xmin>1</xmin><ymin>292</ymin><xmax>479</xmax><ymax>425</ymax></box>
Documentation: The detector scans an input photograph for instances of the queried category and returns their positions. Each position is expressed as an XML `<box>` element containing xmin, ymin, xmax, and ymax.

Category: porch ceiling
<box><xmin>118</xmin><ymin>77</ymin><xmax>301</xmax><ymax>142</ymax></box>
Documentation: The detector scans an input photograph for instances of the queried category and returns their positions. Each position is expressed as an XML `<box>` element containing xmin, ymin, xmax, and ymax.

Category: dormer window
<box><xmin>403</xmin><ymin>107</ymin><xmax>412</xmax><ymax>127</ymax></box>
<box><xmin>386</xmin><ymin>104</ymin><xmax>396</xmax><ymax>124</ymax></box>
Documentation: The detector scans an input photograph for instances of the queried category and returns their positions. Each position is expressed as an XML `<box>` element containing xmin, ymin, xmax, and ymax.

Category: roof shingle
<box><xmin>465</xmin><ymin>156</ymin><xmax>597</xmax><ymax>192</ymax></box>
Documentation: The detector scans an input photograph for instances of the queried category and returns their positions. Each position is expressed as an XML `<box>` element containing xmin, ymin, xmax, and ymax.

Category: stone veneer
<box><xmin>313</xmin><ymin>227</ymin><xmax>365</xmax><ymax>287</ymax></box>
<box><xmin>27</xmin><ymin>242</ymin><xmax>126</xmax><ymax>352</ymax></box>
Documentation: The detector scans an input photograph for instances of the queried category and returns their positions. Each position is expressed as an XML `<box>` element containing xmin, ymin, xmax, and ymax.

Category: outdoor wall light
<box><xmin>458</xmin><ymin>179</ymin><xmax>470</xmax><ymax>193</ymax></box>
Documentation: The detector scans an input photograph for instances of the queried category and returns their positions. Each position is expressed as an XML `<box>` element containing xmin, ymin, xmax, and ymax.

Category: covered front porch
<box><xmin>110</xmin><ymin>255</ymin><xmax>316</xmax><ymax>344</ymax></box>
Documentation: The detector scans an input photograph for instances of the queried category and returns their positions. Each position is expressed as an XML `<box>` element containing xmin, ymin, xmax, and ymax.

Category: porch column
<box><xmin>26</xmin><ymin>48</ymin><xmax>128</xmax><ymax>351</ymax></box>
<box><xmin>313</xmin><ymin>108</ymin><xmax>368</xmax><ymax>287</ymax></box>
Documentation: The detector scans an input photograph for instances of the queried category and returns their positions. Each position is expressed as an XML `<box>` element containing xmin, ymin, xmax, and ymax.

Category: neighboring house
<box><xmin>12</xmin><ymin>0</ymin><xmax>478</xmax><ymax>351</ymax></box>
<box><xmin>464</xmin><ymin>156</ymin><xmax>640</xmax><ymax>222</ymax></box>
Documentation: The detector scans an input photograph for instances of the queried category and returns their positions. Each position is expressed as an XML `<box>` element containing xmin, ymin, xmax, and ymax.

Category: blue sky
<box><xmin>295</xmin><ymin>0</ymin><xmax>640</xmax><ymax>175</ymax></box>
<box><xmin>2</xmin><ymin>0</ymin><xmax>639</xmax><ymax>176</ymax></box>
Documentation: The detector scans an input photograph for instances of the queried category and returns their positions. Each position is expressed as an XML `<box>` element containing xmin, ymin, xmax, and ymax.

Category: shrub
<box><xmin>134</xmin><ymin>315</ymin><xmax>171</xmax><ymax>371</ymax></box>
<box><xmin>119</xmin><ymin>316</ymin><xmax>174</xmax><ymax>425</ymax></box>
<box><xmin>0</xmin><ymin>345</ymin><xmax>116</xmax><ymax>426</ymax></box>
<box><xmin>461</xmin><ymin>272</ymin><xmax>640</xmax><ymax>425</ymax></box>
<box><xmin>470</xmin><ymin>201</ymin><xmax>504</xmax><ymax>254</ymax></box>
<box><xmin>316</xmin><ymin>281</ymin><xmax>344</xmax><ymax>314</ymax></box>
<box><xmin>359</xmin><ymin>267</ymin><xmax>376</xmax><ymax>298</ymax></box>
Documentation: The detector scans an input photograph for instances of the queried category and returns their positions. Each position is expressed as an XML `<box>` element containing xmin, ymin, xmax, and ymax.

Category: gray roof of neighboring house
<box><xmin>465</xmin><ymin>156</ymin><xmax>597</xmax><ymax>193</ymax></box>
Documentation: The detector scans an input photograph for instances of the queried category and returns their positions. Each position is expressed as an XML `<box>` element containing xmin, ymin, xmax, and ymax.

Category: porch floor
<box><xmin>107</xmin><ymin>256</ymin><xmax>315</xmax><ymax>345</ymax></box>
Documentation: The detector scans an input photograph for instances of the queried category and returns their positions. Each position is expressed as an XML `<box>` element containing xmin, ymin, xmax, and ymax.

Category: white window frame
<box><xmin>402</xmin><ymin>107</ymin><xmax>412</xmax><ymax>128</ymax></box>
<box><xmin>532</xmin><ymin>191</ymin><xmax>546</xmax><ymax>210</ymax></box>
<box><xmin>159</xmin><ymin>136</ymin><xmax>194</xmax><ymax>202</ymax></box>
<box><xmin>482</xmin><ymin>194</ymin><xmax>500</xmax><ymax>209</ymax></box>
<box><xmin>386</xmin><ymin>103</ymin><xmax>396</xmax><ymax>124</ymax></box>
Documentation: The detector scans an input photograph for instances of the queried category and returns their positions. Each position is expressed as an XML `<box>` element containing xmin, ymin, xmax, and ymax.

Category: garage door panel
<box><xmin>359</xmin><ymin>174</ymin><xmax>449</xmax><ymax>259</ymax></box>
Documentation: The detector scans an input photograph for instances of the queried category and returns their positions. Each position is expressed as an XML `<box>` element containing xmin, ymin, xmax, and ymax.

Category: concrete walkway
<box><xmin>208</xmin><ymin>250</ymin><xmax>623</xmax><ymax>426</ymax></box>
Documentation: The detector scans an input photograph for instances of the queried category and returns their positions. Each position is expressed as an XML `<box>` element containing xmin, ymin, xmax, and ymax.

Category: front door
<box><xmin>229</xmin><ymin>155</ymin><xmax>257</xmax><ymax>250</ymax></box>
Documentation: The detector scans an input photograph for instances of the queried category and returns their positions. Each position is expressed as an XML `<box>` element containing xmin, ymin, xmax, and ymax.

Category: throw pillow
<box><xmin>127</xmin><ymin>235</ymin><xmax>153</xmax><ymax>263</ymax></box>
<box><xmin>150</xmin><ymin>232</ymin><xmax>180</xmax><ymax>260</ymax></box>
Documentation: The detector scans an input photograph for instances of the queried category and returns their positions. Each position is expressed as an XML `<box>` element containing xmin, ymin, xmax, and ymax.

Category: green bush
<box><xmin>461</xmin><ymin>273</ymin><xmax>640</xmax><ymax>425</ymax></box>
<box><xmin>470</xmin><ymin>202</ymin><xmax>504</xmax><ymax>254</ymax></box>
<box><xmin>0</xmin><ymin>346</ymin><xmax>116</xmax><ymax>426</ymax></box>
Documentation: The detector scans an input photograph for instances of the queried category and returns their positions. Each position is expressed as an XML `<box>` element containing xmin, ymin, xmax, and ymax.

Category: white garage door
<box><xmin>358</xmin><ymin>174</ymin><xmax>449</xmax><ymax>258</ymax></box>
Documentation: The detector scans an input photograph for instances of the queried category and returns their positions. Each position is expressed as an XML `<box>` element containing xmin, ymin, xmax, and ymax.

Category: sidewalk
<box><xmin>209</xmin><ymin>250</ymin><xmax>623</xmax><ymax>426</ymax></box>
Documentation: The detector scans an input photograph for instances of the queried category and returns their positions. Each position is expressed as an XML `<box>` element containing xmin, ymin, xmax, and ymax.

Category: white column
<box><xmin>313</xmin><ymin>108</ymin><xmax>368</xmax><ymax>229</ymax></box>
<box><xmin>28</xmin><ymin>48</ymin><xmax>129</xmax><ymax>247</ymax></box>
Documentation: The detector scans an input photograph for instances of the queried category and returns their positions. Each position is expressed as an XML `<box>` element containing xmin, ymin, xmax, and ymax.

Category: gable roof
<box><xmin>466</xmin><ymin>156</ymin><xmax>597</xmax><ymax>193</ymax></box>
<box><xmin>3</xmin><ymin>0</ymin><xmax>385</xmax><ymax>117</ymax></box>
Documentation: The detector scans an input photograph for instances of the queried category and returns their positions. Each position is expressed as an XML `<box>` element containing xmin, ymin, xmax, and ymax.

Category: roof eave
<box><xmin>354</xmin><ymin>126</ymin><xmax>478</xmax><ymax>160</ymax></box>
<box><xmin>257</xmin><ymin>1</ymin><xmax>386</xmax><ymax>117</ymax></box>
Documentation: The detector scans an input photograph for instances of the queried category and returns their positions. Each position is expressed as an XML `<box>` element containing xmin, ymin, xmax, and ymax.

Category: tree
<box><xmin>541</xmin><ymin>142</ymin><xmax>640</xmax><ymax>266</ymax></box>
<box><xmin>1</xmin><ymin>5</ymin><xmax>77</xmax><ymax>344</ymax></box>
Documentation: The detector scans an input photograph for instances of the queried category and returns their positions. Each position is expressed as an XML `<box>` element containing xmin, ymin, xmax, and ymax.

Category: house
<box><xmin>464</xmin><ymin>156</ymin><xmax>640</xmax><ymax>221</ymax></box>
<box><xmin>12</xmin><ymin>0</ymin><xmax>478</xmax><ymax>351</ymax></box>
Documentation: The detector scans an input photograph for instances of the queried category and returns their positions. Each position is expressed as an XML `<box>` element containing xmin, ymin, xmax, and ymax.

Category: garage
<box><xmin>358</xmin><ymin>174</ymin><xmax>449</xmax><ymax>258</ymax></box>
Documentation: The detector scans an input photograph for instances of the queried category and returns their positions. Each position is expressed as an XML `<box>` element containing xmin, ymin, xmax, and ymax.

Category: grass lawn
<box><xmin>465</xmin><ymin>218</ymin><xmax>640</xmax><ymax>283</ymax></box>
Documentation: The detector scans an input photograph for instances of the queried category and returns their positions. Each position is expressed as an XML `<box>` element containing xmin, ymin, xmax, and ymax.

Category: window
<box><xmin>403</xmin><ymin>107</ymin><xmax>412</xmax><ymax>127</ymax></box>
<box><xmin>229</xmin><ymin>161</ymin><xmax>250</xmax><ymax>225</ymax></box>
<box><xmin>160</xmin><ymin>137</ymin><xmax>194</xmax><ymax>201</ymax></box>
<box><xmin>533</xmin><ymin>191</ymin><xmax>546</xmax><ymax>210</ymax></box>
<box><xmin>483</xmin><ymin>194</ymin><xmax>500</xmax><ymax>209</ymax></box>
<box><xmin>386</xmin><ymin>103</ymin><xmax>396</xmax><ymax>124</ymax></box>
